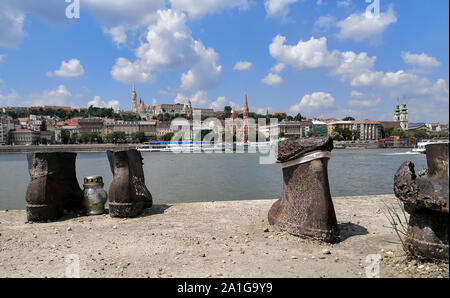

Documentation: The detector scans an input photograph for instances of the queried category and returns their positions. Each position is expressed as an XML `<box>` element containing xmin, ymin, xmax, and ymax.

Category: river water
<box><xmin>0</xmin><ymin>148</ymin><xmax>427</xmax><ymax>210</ymax></box>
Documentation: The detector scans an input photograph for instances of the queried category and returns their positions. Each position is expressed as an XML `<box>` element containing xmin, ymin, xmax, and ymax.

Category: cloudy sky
<box><xmin>0</xmin><ymin>0</ymin><xmax>448</xmax><ymax>122</ymax></box>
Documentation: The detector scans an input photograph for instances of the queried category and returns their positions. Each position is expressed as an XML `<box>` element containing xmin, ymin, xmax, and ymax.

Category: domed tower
<box><xmin>400</xmin><ymin>99</ymin><xmax>409</xmax><ymax>130</ymax></box>
<box><xmin>394</xmin><ymin>98</ymin><xmax>401</xmax><ymax>122</ymax></box>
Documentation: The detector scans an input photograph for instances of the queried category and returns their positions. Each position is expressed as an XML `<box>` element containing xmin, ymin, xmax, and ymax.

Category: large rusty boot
<box><xmin>394</xmin><ymin>143</ymin><xmax>449</xmax><ymax>261</ymax></box>
<box><xmin>107</xmin><ymin>149</ymin><xmax>153</xmax><ymax>218</ymax></box>
<box><xmin>26</xmin><ymin>152</ymin><xmax>83</xmax><ymax>222</ymax></box>
<box><xmin>268</xmin><ymin>136</ymin><xmax>339</xmax><ymax>242</ymax></box>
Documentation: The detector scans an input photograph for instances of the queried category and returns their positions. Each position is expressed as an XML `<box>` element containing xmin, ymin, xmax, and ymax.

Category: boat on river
<box><xmin>412</xmin><ymin>139</ymin><xmax>449</xmax><ymax>154</ymax></box>
<box><xmin>137</xmin><ymin>141</ymin><xmax>273</xmax><ymax>153</ymax></box>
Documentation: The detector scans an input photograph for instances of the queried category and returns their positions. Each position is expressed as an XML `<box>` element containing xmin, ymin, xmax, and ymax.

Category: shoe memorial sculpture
<box><xmin>26</xmin><ymin>152</ymin><xmax>83</xmax><ymax>222</ymax></box>
<box><xmin>394</xmin><ymin>143</ymin><xmax>449</xmax><ymax>261</ymax></box>
<box><xmin>268</xmin><ymin>136</ymin><xmax>339</xmax><ymax>242</ymax></box>
<box><xmin>107</xmin><ymin>149</ymin><xmax>153</xmax><ymax>218</ymax></box>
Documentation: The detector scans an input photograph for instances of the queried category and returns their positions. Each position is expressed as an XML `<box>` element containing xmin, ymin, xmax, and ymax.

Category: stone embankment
<box><xmin>0</xmin><ymin>195</ymin><xmax>448</xmax><ymax>278</ymax></box>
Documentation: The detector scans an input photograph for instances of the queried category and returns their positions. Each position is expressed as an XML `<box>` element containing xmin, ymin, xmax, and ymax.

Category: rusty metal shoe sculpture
<box><xmin>268</xmin><ymin>136</ymin><xmax>339</xmax><ymax>242</ymax></box>
<box><xmin>26</xmin><ymin>152</ymin><xmax>83</xmax><ymax>222</ymax></box>
<box><xmin>107</xmin><ymin>149</ymin><xmax>153</xmax><ymax>218</ymax></box>
<box><xmin>394</xmin><ymin>143</ymin><xmax>449</xmax><ymax>261</ymax></box>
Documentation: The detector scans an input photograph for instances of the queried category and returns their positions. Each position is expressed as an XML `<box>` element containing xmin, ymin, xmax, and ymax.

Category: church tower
<box><xmin>400</xmin><ymin>98</ymin><xmax>409</xmax><ymax>130</ymax></box>
<box><xmin>394</xmin><ymin>98</ymin><xmax>400</xmax><ymax>122</ymax></box>
<box><xmin>131</xmin><ymin>83</ymin><xmax>137</xmax><ymax>112</ymax></box>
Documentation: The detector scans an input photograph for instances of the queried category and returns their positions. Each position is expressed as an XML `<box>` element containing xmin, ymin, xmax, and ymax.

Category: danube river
<box><xmin>0</xmin><ymin>148</ymin><xmax>427</xmax><ymax>210</ymax></box>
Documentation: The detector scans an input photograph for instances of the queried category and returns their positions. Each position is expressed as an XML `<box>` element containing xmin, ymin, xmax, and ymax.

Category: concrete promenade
<box><xmin>0</xmin><ymin>195</ymin><xmax>447</xmax><ymax>278</ymax></box>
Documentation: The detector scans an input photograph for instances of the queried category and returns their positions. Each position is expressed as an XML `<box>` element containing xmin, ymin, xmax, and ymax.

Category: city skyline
<box><xmin>0</xmin><ymin>0</ymin><xmax>448</xmax><ymax>123</ymax></box>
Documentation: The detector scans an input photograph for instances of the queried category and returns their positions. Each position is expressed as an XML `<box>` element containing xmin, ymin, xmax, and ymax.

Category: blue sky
<box><xmin>0</xmin><ymin>0</ymin><xmax>448</xmax><ymax>122</ymax></box>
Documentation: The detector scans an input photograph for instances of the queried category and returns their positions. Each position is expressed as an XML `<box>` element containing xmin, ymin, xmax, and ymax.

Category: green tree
<box><xmin>381</xmin><ymin>126</ymin><xmax>394</xmax><ymax>138</ymax></box>
<box><xmin>351</xmin><ymin>130</ymin><xmax>360</xmax><ymax>141</ymax></box>
<box><xmin>61</xmin><ymin>129</ymin><xmax>70</xmax><ymax>144</ymax></box>
<box><xmin>342</xmin><ymin>116</ymin><xmax>355</xmax><ymax>121</ymax></box>
<box><xmin>70</xmin><ymin>133</ymin><xmax>78</xmax><ymax>144</ymax></box>
<box><xmin>40</xmin><ymin>119</ymin><xmax>47</xmax><ymax>131</ymax></box>
<box><xmin>294</xmin><ymin>113</ymin><xmax>304</xmax><ymax>121</ymax></box>
<box><xmin>161</xmin><ymin>132</ymin><xmax>174</xmax><ymax>141</ymax></box>
<box><xmin>224</xmin><ymin>106</ymin><xmax>232</xmax><ymax>114</ymax></box>
<box><xmin>131</xmin><ymin>131</ymin><xmax>147</xmax><ymax>143</ymax></box>
<box><xmin>331</xmin><ymin>130</ymin><xmax>343</xmax><ymax>141</ymax></box>
<box><xmin>7</xmin><ymin>131</ymin><xmax>13</xmax><ymax>145</ymax></box>
<box><xmin>333</xmin><ymin>127</ymin><xmax>352</xmax><ymax>140</ymax></box>
<box><xmin>392</xmin><ymin>129</ymin><xmax>406</xmax><ymax>137</ymax></box>
<box><xmin>412</xmin><ymin>130</ymin><xmax>428</xmax><ymax>140</ymax></box>
<box><xmin>106</xmin><ymin>131</ymin><xmax>127</xmax><ymax>144</ymax></box>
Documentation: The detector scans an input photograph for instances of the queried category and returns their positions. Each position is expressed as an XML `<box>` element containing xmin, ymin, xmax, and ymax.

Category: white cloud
<box><xmin>47</xmin><ymin>59</ymin><xmax>85</xmax><ymax>78</ymax></box>
<box><xmin>210</xmin><ymin>96</ymin><xmax>228</xmax><ymax>110</ymax></box>
<box><xmin>180</xmin><ymin>43</ymin><xmax>222</xmax><ymax>91</ymax></box>
<box><xmin>348</xmin><ymin>91</ymin><xmax>382</xmax><ymax>107</ymax></box>
<box><xmin>406</xmin><ymin>98</ymin><xmax>450</xmax><ymax>123</ymax></box>
<box><xmin>268</xmin><ymin>34</ymin><xmax>449</xmax><ymax>104</ymax></box>
<box><xmin>228</xmin><ymin>101</ymin><xmax>242</xmax><ymax>111</ymax></box>
<box><xmin>152</xmin><ymin>98</ymin><xmax>158</xmax><ymax>106</ymax></box>
<box><xmin>0</xmin><ymin>8</ymin><xmax>26</xmax><ymax>47</ymax></box>
<box><xmin>314</xmin><ymin>15</ymin><xmax>336</xmax><ymax>32</ymax></box>
<box><xmin>233</xmin><ymin>61</ymin><xmax>252</xmax><ymax>71</ymax></box>
<box><xmin>289</xmin><ymin>92</ymin><xmax>335</xmax><ymax>114</ymax></box>
<box><xmin>174</xmin><ymin>90</ymin><xmax>208</xmax><ymax>107</ymax></box>
<box><xmin>262</xmin><ymin>73</ymin><xmax>283</xmax><ymax>86</ymax></box>
<box><xmin>25</xmin><ymin>85</ymin><xmax>73</xmax><ymax>106</ymax></box>
<box><xmin>111</xmin><ymin>57</ymin><xmax>154</xmax><ymax>84</ymax></box>
<box><xmin>83</xmin><ymin>0</ymin><xmax>165</xmax><ymax>26</ymax></box>
<box><xmin>103</xmin><ymin>26</ymin><xmax>127</xmax><ymax>46</ymax></box>
<box><xmin>0</xmin><ymin>89</ymin><xmax>20</xmax><ymax>106</ymax></box>
<box><xmin>190</xmin><ymin>90</ymin><xmax>209</xmax><ymax>106</ymax></box>
<box><xmin>401</xmin><ymin>52</ymin><xmax>440</xmax><ymax>71</ymax></box>
<box><xmin>336</xmin><ymin>6</ymin><xmax>397</xmax><ymax>42</ymax></box>
<box><xmin>0</xmin><ymin>54</ymin><xmax>5</xmax><ymax>65</ymax></box>
<box><xmin>111</xmin><ymin>9</ymin><xmax>222</xmax><ymax>91</ymax></box>
<box><xmin>174</xmin><ymin>93</ymin><xmax>189</xmax><ymax>104</ymax></box>
<box><xmin>265</xmin><ymin>0</ymin><xmax>298</xmax><ymax>18</ymax></box>
<box><xmin>0</xmin><ymin>0</ymin><xmax>166</xmax><ymax>46</ymax></box>
<box><xmin>88</xmin><ymin>95</ymin><xmax>120</xmax><ymax>110</ymax></box>
<box><xmin>252</xmin><ymin>106</ymin><xmax>273</xmax><ymax>114</ymax></box>
<box><xmin>271</xmin><ymin>63</ymin><xmax>286</xmax><ymax>73</ymax></box>
<box><xmin>169</xmin><ymin>0</ymin><xmax>250</xmax><ymax>18</ymax></box>
<box><xmin>337</xmin><ymin>0</ymin><xmax>351</xmax><ymax>7</ymax></box>
<box><xmin>269</xmin><ymin>35</ymin><xmax>339</xmax><ymax>71</ymax></box>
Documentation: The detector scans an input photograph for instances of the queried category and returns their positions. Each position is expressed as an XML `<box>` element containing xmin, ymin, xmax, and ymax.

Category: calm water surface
<box><xmin>0</xmin><ymin>148</ymin><xmax>427</xmax><ymax>210</ymax></box>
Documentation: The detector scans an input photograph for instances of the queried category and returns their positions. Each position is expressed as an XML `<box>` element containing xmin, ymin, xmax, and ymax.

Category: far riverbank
<box><xmin>0</xmin><ymin>144</ymin><xmax>138</xmax><ymax>154</ymax></box>
<box><xmin>0</xmin><ymin>142</ymin><xmax>387</xmax><ymax>153</ymax></box>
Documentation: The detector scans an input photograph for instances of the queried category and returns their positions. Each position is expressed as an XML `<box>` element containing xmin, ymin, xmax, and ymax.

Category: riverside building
<box><xmin>103</xmin><ymin>120</ymin><xmax>157</xmax><ymax>139</ymax></box>
<box><xmin>130</xmin><ymin>84</ymin><xmax>215</xmax><ymax>120</ymax></box>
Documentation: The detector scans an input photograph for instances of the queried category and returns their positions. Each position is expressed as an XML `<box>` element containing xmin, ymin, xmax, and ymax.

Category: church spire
<box><xmin>243</xmin><ymin>89</ymin><xmax>249</xmax><ymax>120</ymax></box>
